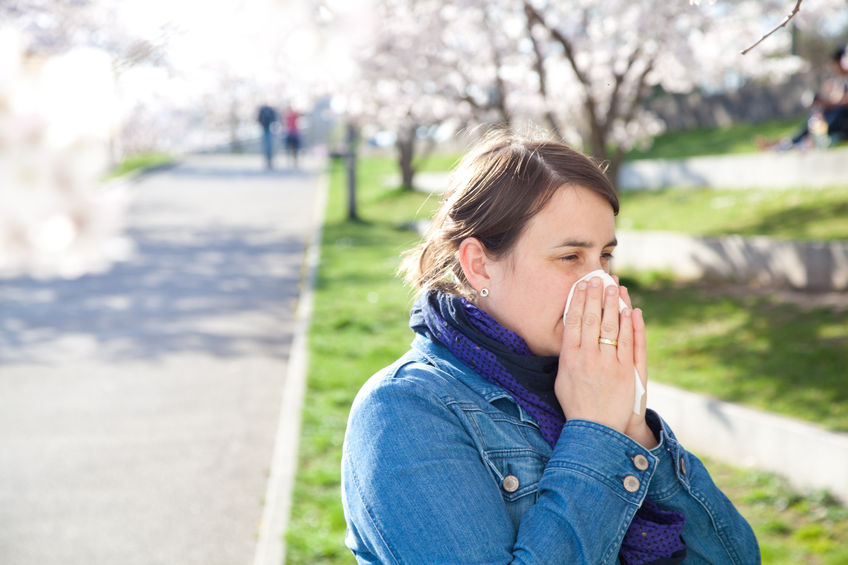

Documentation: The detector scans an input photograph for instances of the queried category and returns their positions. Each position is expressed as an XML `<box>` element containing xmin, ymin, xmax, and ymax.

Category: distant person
<box><xmin>283</xmin><ymin>106</ymin><xmax>301</xmax><ymax>167</ymax></box>
<box><xmin>759</xmin><ymin>45</ymin><xmax>848</xmax><ymax>151</ymax></box>
<box><xmin>257</xmin><ymin>104</ymin><xmax>279</xmax><ymax>169</ymax></box>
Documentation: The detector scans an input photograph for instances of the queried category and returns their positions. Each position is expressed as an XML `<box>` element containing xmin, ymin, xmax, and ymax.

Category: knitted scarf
<box><xmin>410</xmin><ymin>291</ymin><xmax>686</xmax><ymax>565</ymax></box>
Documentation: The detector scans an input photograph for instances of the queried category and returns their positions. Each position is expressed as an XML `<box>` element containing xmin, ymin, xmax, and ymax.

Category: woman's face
<box><xmin>480</xmin><ymin>183</ymin><xmax>617</xmax><ymax>356</ymax></box>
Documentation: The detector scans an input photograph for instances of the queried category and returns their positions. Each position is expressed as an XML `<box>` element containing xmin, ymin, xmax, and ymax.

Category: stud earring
<box><xmin>480</xmin><ymin>288</ymin><xmax>489</xmax><ymax>297</ymax></box>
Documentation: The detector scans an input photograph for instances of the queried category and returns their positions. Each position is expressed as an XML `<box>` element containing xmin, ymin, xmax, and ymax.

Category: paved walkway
<box><xmin>0</xmin><ymin>154</ymin><xmax>321</xmax><ymax>565</ymax></box>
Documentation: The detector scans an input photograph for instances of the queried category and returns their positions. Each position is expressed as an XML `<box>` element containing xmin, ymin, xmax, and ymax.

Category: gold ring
<box><xmin>598</xmin><ymin>337</ymin><xmax>618</xmax><ymax>347</ymax></box>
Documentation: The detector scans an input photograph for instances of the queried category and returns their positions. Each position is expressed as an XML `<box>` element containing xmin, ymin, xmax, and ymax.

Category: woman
<box><xmin>341</xmin><ymin>132</ymin><xmax>759</xmax><ymax>564</ymax></box>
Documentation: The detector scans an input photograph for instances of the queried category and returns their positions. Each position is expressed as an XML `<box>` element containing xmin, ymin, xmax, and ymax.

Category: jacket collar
<box><xmin>408</xmin><ymin>333</ymin><xmax>540</xmax><ymax>428</ymax></box>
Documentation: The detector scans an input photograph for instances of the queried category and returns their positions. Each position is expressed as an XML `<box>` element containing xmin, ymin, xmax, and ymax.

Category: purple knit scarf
<box><xmin>410</xmin><ymin>291</ymin><xmax>686</xmax><ymax>565</ymax></box>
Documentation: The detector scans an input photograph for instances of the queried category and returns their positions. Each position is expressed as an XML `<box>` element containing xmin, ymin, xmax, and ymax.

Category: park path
<box><xmin>0</xmin><ymin>154</ymin><xmax>321</xmax><ymax>565</ymax></box>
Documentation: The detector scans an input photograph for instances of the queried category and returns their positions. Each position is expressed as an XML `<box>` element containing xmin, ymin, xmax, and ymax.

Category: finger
<box><xmin>580</xmin><ymin>276</ymin><xmax>604</xmax><ymax>348</ymax></box>
<box><xmin>599</xmin><ymin>283</ymin><xmax>620</xmax><ymax>354</ymax></box>
<box><xmin>563</xmin><ymin>280</ymin><xmax>587</xmax><ymax>351</ymax></box>
<box><xmin>632</xmin><ymin>308</ymin><xmax>648</xmax><ymax>383</ymax></box>
<box><xmin>617</xmin><ymin>307</ymin><xmax>635</xmax><ymax>369</ymax></box>
<box><xmin>619</xmin><ymin>284</ymin><xmax>633</xmax><ymax>310</ymax></box>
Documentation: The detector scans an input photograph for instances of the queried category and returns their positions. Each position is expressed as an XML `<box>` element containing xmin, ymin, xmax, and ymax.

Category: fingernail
<box><xmin>606</xmin><ymin>285</ymin><xmax>617</xmax><ymax>294</ymax></box>
<box><xmin>590</xmin><ymin>277</ymin><xmax>601</xmax><ymax>287</ymax></box>
<box><xmin>577</xmin><ymin>281</ymin><xmax>587</xmax><ymax>290</ymax></box>
<box><xmin>622</xmin><ymin>308</ymin><xmax>631</xmax><ymax>317</ymax></box>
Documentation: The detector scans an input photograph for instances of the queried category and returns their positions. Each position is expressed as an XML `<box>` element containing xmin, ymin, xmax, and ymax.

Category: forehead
<box><xmin>523</xmin><ymin>184</ymin><xmax>615</xmax><ymax>240</ymax></box>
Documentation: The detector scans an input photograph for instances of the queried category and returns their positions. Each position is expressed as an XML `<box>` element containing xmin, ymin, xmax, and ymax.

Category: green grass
<box><xmin>704</xmin><ymin>456</ymin><xmax>848</xmax><ymax>564</ymax></box>
<box><xmin>617</xmin><ymin>186</ymin><xmax>848</xmax><ymax>241</ymax></box>
<box><xmin>619</xmin><ymin>275</ymin><xmax>848</xmax><ymax>433</ymax></box>
<box><xmin>285</xmin><ymin>154</ymin><xmax>848</xmax><ymax>564</ymax></box>
<box><xmin>106</xmin><ymin>152</ymin><xmax>174</xmax><ymax>179</ymax></box>
<box><xmin>285</xmin><ymin>158</ymin><xmax>439</xmax><ymax>564</ymax></box>
<box><xmin>625</xmin><ymin>116</ymin><xmax>806</xmax><ymax>160</ymax></box>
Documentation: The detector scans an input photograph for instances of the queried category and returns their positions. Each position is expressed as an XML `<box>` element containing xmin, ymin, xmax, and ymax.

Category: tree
<box><xmin>347</xmin><ymin>0</ymin><xmax>472</xmax><ymax>190</ymax></box>
<box><xmin>340</xmin><ymin>0</ymin><xmax>844</xmax><ymax>185</ymax></box>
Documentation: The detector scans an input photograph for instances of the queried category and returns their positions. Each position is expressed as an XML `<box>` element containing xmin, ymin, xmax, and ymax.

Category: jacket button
<box><xmin>623</xmin><ymin>475</ymin><xmax>640</xmax><ymax>493</ymax></box>
<box><xmin>632</xmin><ymin>454</ymin><xmax>649</xmax><ymax>471</ymax></box>
<box><xmin>502</xmin><ymin>475</ymin><xmax>520</xmax><ymax>493</ymax></box>
<box><xmin>680</xmin><ymin>456</ymin><xmax>686</xmax><ymax>475</ymax></box>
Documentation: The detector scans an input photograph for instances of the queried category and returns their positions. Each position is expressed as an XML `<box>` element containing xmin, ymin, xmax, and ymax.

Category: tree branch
<box><xmin>482</xmin><ymin>7</ymin><xmax>513</xmax><ymax>126</ymax></box>
<box><xmin>523</xmin><ymin>1</ymin><xmax>601</xmax><ymax>148</ymax></box>
<box><xmin>741</xmin><ymin>0</ymin><xmax>803</xmax><ymax>55</ymax></box>
<box><xmin>524</xmin><ymin>6</ymin><xmax>563</xmax><ymax>138</ymax></box>
<box><xmin>603</xmin><ymin>46</ymin><xmax>643</xmax><ymax>135</ymax></box>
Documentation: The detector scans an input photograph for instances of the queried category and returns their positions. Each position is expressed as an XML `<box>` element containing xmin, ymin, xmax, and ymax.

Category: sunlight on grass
<box><xmin>617</xmin><ymin>186</ymin><xmax>848</xmax><ymax>240</ymax></box>
<box><xmin>625</xmin><ymin>116</ymin><xmax>805</xmax><ymax>160</ymax></box>
<box><xmin>704</xmin><ymin>456</ymin><xmax>848</xmax><ymax>564</ymax></box>
<box><xmin>106</xmin><ymin>152</ymin><xmax>174</xmax><ymax>179</ymax></box>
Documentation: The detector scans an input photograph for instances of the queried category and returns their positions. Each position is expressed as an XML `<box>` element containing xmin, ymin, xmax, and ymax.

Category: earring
<box><xmin>480</xmin><ymin>288</ymin><xmax>489</xmax><ymax>297</ymax></box>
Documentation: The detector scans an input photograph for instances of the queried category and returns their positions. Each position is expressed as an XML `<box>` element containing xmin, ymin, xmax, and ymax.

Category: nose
<box><xmin>581</xmin><ymin>259</ymin><xmax>605</xmax><ymax>276</ymax></box>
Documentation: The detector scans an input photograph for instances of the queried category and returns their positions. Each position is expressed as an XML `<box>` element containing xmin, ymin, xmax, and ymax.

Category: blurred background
<box><xmin>2</xmin><ymin>1</ymin><xmax>848</xmax><ymax>564</ymax></box>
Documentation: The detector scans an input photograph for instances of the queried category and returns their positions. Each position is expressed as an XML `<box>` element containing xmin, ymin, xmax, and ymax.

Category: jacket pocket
<box><xmin>483</xmin><ymin>449</ymin><xmax>548</xmax><ymax>529</ymax></box>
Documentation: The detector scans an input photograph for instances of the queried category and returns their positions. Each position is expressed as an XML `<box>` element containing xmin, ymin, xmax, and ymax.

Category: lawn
<box><xmin>106</xmin><ymin>151</ymin><xmax>174</xmax><ymax>179</ymax></box>
<box><xmin>624</xmin><ymin>115</ymin><xmax>806</xmax><ymax>160</ymax></box>
<box><xmin>285</xmin><ymin>155</ymin><xmax>847</xmax><ymax>564</ymax></box>
<box><xmin>617</xmin><ymin>186</ymin><xmax>848</xmax><ymax>241</ymax></box>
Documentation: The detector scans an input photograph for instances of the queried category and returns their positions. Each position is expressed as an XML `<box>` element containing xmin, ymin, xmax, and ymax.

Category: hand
<box><xmin>617</xmin><ymin>283</ymin><xmax>656</xmax><ymax>448</ymax></box>
<box><xmin>556</xmin><ymin>276</ymin><xmax>641</xmax><ymax>434</ymax></box>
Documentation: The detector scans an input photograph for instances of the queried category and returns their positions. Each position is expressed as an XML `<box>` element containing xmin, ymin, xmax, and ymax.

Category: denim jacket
<box><xmin>341</xmin><ymin>333</ymin><xmax>760</xmax><ymax>564</ymax></box>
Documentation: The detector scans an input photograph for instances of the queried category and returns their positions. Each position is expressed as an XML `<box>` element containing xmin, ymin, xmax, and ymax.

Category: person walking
<box><xmin>257</xmin><ymin>104</ymin><xmax>279</xmax><ymax>169</ymax></box>
<box><xmin>283</xmin><ymin>106</ymin><xmax>301</xmax><ymax>168</ymax></box>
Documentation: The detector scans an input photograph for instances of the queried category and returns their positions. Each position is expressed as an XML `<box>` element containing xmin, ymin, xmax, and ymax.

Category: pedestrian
<box><xmin>341</xmin><ymin>131</ymin><xmax>760</xmax><ymax>564</ymax></box>
<box><xmin>283</xmin><ymin>105</ymin><xmax>301</xmax><ymax>167</ymax></box>
<box><xmin>257</xmin><ymin>104</ymin><xmax>278</xmax><ymax>169</ymax></box>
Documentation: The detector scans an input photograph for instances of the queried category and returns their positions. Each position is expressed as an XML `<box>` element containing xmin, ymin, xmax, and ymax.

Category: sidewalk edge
<box><xmin>253</xmin><ymin>168</ymin><xmax>329</xmax><ymax>565</ymax></box>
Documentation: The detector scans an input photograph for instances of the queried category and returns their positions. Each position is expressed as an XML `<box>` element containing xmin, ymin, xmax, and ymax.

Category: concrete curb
<box><xmin>649</xmin><ymin>382</ymin><xmax>848</xmax><ymax>503</ymax></box>
<box><xmin>619</xmin><ymin>147</ymin><xmax>848</xmax><ymax>190</ymax></box>
<box><xmin>614</xmin><ymin>230</ymin><xmax>848</xmax><ymax>291</ymax></box>
<box><xmin>252</xmin><ymin>170</ymin><xmax>328</xmax><ymax>565</ymax></box>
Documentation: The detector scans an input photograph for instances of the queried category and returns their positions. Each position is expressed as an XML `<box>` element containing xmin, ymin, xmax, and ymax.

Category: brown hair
<box><xmin>400</xmin><ymin>130</ymin><xmax>619</xmax><ymax>299</ymax></box>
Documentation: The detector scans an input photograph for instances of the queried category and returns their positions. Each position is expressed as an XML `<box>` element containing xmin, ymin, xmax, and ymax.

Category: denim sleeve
<box><xmin>341</xmin><ymin>372</ymin><xmax>662</xmax><ymax>565</ymax></box>
<box><xmin>645</xmin><ymin>410</ymin><xmax>761</xmax><ymax>564</ymax></box>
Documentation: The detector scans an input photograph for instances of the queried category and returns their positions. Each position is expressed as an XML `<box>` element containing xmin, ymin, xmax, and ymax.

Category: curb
<box><xmin>614</xmin><ymin>229</ymin><xmax>848</xmax><ymax>291</ymax></box>
<box><xmin>649</xmin><ymin>382</ymin><xmax>848</xmax><ymax>503</ymax></box>
<box><xmin>252</xmin><ymin>169</ymin><xmax>328</xmax><ymax>565</ymax></box>
<box><xmin>619</xmin><ymin>147</ymin><xmax>848</xmax><ymax>190</ymax></box>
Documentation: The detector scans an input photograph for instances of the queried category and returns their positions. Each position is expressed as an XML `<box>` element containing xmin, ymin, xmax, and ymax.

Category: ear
<box><xmin>457</xmin><ymin>237</ymin><xmax>493</xmax><ymax>293</ymax></box>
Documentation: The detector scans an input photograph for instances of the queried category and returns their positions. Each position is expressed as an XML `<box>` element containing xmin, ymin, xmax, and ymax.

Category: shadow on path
<box><xmin>0</xmin><ymin>225</ymin><xmax>303</xmax><ymax>365</ymax></box>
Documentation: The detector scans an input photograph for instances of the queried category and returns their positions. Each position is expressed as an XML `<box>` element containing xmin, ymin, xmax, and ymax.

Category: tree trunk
<box><xmin>605</xmin><ymin>156</ymin><xmax>622</xmax><ymax>192</ymax></box>
<box><xmin>346</xmin><ymin>122</ymin><xmax>359</xmax><ymax>221</ymax></box>
<box><xmin>229</xmin><ymin>100</ymin><xmax>242</xmax><ymax>153</ymax></box>
<box><xmin>396</xmin><ymin>125</ymin><xmax>417</xmax><ymax>190</ymax></box>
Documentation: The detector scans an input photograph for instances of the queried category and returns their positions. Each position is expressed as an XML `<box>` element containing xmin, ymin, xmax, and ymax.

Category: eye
<box><xmin>560</xmin><ymin>254</ymin><xmax>579</xmax><ymax>262</ymax></box>
<box><xmin>601</xmin><ymin>251</ymin><xmax>615</xmax><ymax>260</ymax></box>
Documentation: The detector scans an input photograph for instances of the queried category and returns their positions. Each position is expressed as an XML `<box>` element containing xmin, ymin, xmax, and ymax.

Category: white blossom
<box><xmin>0</xmin><ymin>28</ymin><xmax>131</xmax><ymax>279</ymax></box>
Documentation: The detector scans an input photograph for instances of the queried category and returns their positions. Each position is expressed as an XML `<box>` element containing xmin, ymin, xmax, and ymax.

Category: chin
<box><xmin>529</xmin><ymin>343</ymin><xmax>559</xmax><ymax>357</ymax></box>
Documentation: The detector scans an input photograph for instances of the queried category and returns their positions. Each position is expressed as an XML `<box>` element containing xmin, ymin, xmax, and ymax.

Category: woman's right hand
<box><xmin>555</xmin><ymin>276</ymin><xmax>642</xmax><ymax>434</ymax></box>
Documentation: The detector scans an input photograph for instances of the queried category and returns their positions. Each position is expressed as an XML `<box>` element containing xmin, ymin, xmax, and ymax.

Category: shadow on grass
<box><xmin>720</xmin><ymin>200</ymin><xmax>848</xmax><ymax>240</ymax></box>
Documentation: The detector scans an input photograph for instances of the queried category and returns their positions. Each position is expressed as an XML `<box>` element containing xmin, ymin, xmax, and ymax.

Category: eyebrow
<box><xmin>554</xmin><ymin>238</ymin><xmax>618</xmax><ymax>248</ymax></box>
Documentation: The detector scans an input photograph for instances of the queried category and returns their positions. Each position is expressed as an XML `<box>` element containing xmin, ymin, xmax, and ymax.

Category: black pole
<box><xmin>345</xmin><ymin>122</ymin><xmax>359</xmax><ymax>221</ymax></box>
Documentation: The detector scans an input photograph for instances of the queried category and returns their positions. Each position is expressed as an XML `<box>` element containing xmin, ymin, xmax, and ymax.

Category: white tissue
<box><xmin>562</xmin><ymin>269</ymin><xmax>645</xmax><ymax>415</ymax></box>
